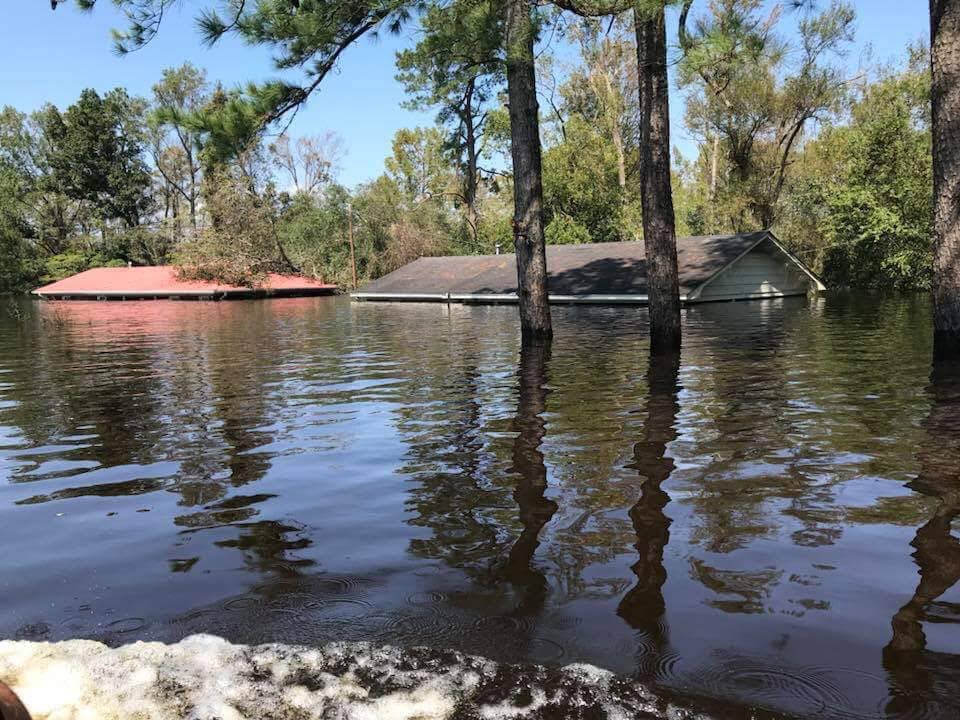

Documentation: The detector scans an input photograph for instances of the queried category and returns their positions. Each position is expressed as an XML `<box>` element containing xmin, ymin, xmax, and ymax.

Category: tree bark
<box><xmin>931</xmin><ymin>0</ymin><xmax>960</xmax><ymax>357</ymax></box>
<box><xmin>635</xmin><ymin>3</ymin><xmax>681</xmax><ymax>353</ymax></box>
<box><xmin>601</xmin><ymin>66</ymin><xmax>628</xmax><ymax>191</ymax></box>
<box><xmin>613</xmin><ymin>122</ymin><xmax>628</xmax><ymax>191</ymax></box>
<box><xmin>505</xmin><ymin>0</ymin><xmax>553</xmax><ymax>339</ymax></box>
<box><xmin>462</xmin><ymin>79</ymin><xmax>480</xmax><ymax>247</ymax></box>
<box><xmin>709</xmin><ymin>133</ymin><xmax>720</xmax><ymax>200</ymax></box>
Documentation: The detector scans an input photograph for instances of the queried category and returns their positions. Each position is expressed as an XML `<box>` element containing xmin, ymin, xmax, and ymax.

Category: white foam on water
<box><xmin>0</xmin><ymin>635</ymin><xmax>713</xmax><ymax>720</ymax></box>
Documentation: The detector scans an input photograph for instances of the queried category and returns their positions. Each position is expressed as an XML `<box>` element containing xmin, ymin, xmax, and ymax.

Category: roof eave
<box><xmin>766</xmin><ymin>232</ymin><xmax>827</xmax><ymax>291</ymax></box>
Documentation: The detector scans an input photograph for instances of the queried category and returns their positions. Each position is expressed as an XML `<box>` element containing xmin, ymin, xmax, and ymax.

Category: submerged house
<box><xmin>32</xmin><ymin>266</ymin><xmax>337</xmax><ymax>301</ymax></box>
<box><xmin>353</xmin><ymin>230</ymin><xmax>825</xmax><ymax>305</ymax></box>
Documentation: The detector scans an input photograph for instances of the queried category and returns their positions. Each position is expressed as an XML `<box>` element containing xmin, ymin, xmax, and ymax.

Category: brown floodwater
<box><xmin>1</xmin><ymin>294</ymin><xmax>959</xmax><ymax>719</ymax></box>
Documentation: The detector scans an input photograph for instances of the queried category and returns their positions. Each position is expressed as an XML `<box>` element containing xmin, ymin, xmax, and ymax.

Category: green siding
<box><xmin>696</xmin><ymin>240</ymin><xmax>813</xmax><ymax>301</ymax></box>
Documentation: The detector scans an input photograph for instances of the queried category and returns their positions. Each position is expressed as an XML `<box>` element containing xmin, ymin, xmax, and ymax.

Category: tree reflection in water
<box><xmin>499</xmin><ymin>337</ymin><xmax>559</xmax><ymax>616</ymax></box>
<box><xmin>884</xmin><ymin>358</ymin><xmax>960</xmax><ymax>715</ymax></box>
<box><xmin>617</xmin><ymin>350</ymin><xmax>681</xmax><ymax>656</ymax></box>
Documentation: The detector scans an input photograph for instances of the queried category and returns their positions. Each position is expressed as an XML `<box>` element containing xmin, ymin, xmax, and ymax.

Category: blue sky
<box><xmin>1</xmin><ymin>1</ymin><xmax>930</xmax><ymax>187</ymax></box>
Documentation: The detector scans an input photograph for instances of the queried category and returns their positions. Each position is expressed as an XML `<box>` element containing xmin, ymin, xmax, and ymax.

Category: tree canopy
<box><xmin>2</xmin><ymin>0</ymin><xmax>931</xmax><ymax>299</ymax></box>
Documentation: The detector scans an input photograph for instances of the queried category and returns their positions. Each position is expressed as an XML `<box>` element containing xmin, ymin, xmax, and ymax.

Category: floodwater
<box><xmin>1</xmin><ymin>294</ymin><xmax>958</xmax><ymax>719</ymax></box>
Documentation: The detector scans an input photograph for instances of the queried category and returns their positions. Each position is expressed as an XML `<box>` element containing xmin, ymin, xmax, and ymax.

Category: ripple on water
<box><xmin>687</xmin><ymin>657</ymin><xmax>857</xmax><ymax>718</ymax></box>
<box><xmin>105</xmin><ymin>617</ymin><xmax>147</xmax><ymax>634</ymax></box>
<box><xmin>524</xmin><ymin>636</ymin><xmax>566</xmax><ymax>663</ymax></box>
<box><xmin>309</xmin><ymin>575</ymin><xmax>378</xmax><ymax>597</ymax></box>
<box><xmin>406</xmin><ymin>591</ymin><xmax>447</xmax><ymax>607</ymax></box>
<box><xmin>634</xmin><ymin>645</ymin><xmax>683</xmax><ymax>684</ymax></box>
<box><xmin>223</xmin><ymin>597</ymin><xmax>259</xmax><ymax>612</ymax></box>
<box><xmin>377</xmin><ymin>608</ymin><xmax>465</xmax><ymax>648</ymax></box>
<box><xmin>304</xmin><ymin>598</ymin><xmax>373</xmax><ymax>619</ymax></box>
<box><xmin>472</xmin><ymin>614</ymin><xmax>537</xmax><ymax>636</ymax></box>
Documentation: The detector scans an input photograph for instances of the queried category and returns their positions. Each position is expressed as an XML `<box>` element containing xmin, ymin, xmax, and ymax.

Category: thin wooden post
<box><xmin>348</xmin><ymin>202</ymin><xmax>358</xmax><ymax>291</ymax></box>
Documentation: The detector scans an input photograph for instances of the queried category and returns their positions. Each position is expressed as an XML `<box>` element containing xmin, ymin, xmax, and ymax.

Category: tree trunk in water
<box><xmin>635</xmin><ymin>4</ymin><xmax>681</xmax><ymax>353</ymax></box>
<box><xmin>505</xmin><ymin>0</ymin><xmax>552</xmax><ymax>339</ymax></box>
<box><xmin>932</xmin><ymin>0</ymin><xmax>960</xmax><ymax>357</ymax></box>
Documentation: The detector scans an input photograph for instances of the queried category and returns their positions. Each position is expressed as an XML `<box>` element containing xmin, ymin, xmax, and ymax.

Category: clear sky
<box><xmin>0</xmin><ymin>1</ymin><xmax>930</xmax><ymax>187</ymax></box>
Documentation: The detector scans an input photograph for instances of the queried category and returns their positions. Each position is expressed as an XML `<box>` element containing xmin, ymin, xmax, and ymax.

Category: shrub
<box><xmin>545</xmin><ymin>214</ymin><xmax>592</xmax><ymax>245</ymax></box>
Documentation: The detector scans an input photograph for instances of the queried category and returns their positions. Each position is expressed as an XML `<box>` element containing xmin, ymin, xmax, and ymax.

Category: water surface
<box><xmin>2</xmin><ymin>294</ymin><xmax>958</xmax><ymax>719</ymax></box>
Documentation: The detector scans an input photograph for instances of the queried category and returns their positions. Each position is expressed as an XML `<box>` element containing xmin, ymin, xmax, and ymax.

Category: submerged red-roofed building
<box><xmin>32</xmin><ymin>266</ymin><xmax>337</xmax><ymax>301</ymax></box>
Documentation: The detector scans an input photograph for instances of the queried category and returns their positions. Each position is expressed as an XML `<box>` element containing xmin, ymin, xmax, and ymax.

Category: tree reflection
<box><xmin>678</xmin><ymin>303</ymin><xmax>802</xmax><ymax>555</ymax></box>
<box><xmin>617</xmin><ymin>350</ymin><xmax>680</xmax><ymax>652</ymax></box>
<box><xmin>883</xmin><ymin>358</ymin><xmax>960</xmax><ymax>714</ymax></box>
<box><xmin>402</xmin><ymin>334</ymin><xmax>514</xmax><ymax>579</ymax></box>
<box><xmin>499</xmin><ymin>337</ymin><xmax>558</xmax><ymax>615</ymax></box>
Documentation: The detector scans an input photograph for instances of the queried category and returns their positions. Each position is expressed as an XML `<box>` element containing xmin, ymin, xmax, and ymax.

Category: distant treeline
<box><xmin>0</xmin><ymin>5</ymin><xmax>932</xmax><ymax>293</ymax></box>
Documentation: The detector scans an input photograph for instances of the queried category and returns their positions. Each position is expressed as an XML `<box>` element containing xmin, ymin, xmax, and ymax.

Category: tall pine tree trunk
<box><xmin>635</xmin><ymin>3</ymin><xmax>681</xmax><ymax>353</ymax></box>
<box><xmin>931</xmin><ymin>0</ymin><xmax>960</xmax><ymax>356</ymax></box>
<box><xmin>505</xmin><ymin>0</ymin><xmax>552</xmax><ymax>339</ymax></box>
<box><xmin>463</xmin><ymin>79</ymin><xmax>481</xmax><ymax>247</ymax></box>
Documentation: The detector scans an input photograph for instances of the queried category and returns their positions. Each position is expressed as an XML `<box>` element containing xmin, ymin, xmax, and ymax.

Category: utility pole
<box><xmin>348</xmin><ymin>202</ymin><xmax>358</xmax><ymax>291</ymax></box>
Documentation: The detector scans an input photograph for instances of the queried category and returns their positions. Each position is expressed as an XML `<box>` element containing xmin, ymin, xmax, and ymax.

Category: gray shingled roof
<box><xmin>359</xmin><ymin>232</ymin><xmax>771</xmax><ymax>297</ymax></box>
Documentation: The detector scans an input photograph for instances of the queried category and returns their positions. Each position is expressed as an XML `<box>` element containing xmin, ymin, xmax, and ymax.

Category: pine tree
<box><xmin>396</xmin><ymin>0</ymin><xmax>504</xmax><ymax>247</ymax></box>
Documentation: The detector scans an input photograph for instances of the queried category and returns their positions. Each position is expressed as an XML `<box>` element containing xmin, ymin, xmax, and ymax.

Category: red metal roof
<box><xmin>32</xmin><ymin>266</ymin><xmax>337</xmax><ymax>299</ymax></box>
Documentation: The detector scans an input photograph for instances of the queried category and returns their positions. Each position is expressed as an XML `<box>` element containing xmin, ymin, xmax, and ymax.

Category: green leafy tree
<box><xmin>782</xmin><ymin>52</ymin><xmax>932</xmax><ymax>290</ymax></box>
<box><xmin>385</xmin><ymin>126</ymin><xmax>455</xmax><ymax>202</ymax></box>
<box><xmin>680</xmin><ymin>0</ymin><xmax>855</xmax><ymax>230</ymax></box>
<box><xmin>0</xmin><ymin>106</ymin><xmax>91</xmax><ymax>258</ymax></box>
<box><xmin>149</xmin><ymin>63</ymin><xmax>210</xmax><ymax>229</ymax></box>
<box><xmin>351</xmin><ymin>172</ymin><xmax>457</xmax><ymax>278</ymax></box>
<box><xmin>0</xmin><ymin>108</ymin><xmax>39</xmax><ymax>290</ymax></box>
<box><xmin>396</xmin><ymin>0</ymin><xmax>505</xmax><ymax>246</ymax></box>
<box><xmin>277</xmin><ymin>185</ymin><xmax>353</xmax><ymax>284</ymax></box>
<box><xmin>561</xmin><ymin>16</ymin><xmax>638</xmax><ymax>192</ymax></box>
<box><xmin>542</xmin><ymin>117</ymin><xmax>629</xmax><ymax>243</ymax></box>
<box><xmin>537</xmin><ymin>14</ymin><xmax>648</xmax><ymax>244</ymax></box>
<box><xmin>41</xmin><ymin>88</ymin><xmax>152</xmax><ymax>233</ymax></box>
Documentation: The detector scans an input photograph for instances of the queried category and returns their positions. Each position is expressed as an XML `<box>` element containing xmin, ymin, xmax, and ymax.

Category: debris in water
<box><xmin>0</xmin><ymin>635</ymin><xmax>713</xmax><ymax>719</ymax></box>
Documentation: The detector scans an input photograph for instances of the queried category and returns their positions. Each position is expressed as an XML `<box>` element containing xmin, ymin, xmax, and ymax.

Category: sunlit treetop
<box><xmin>53</xmin><ymin>1</ymin><xmax>426</xmax><ymax>149</ymax></box>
